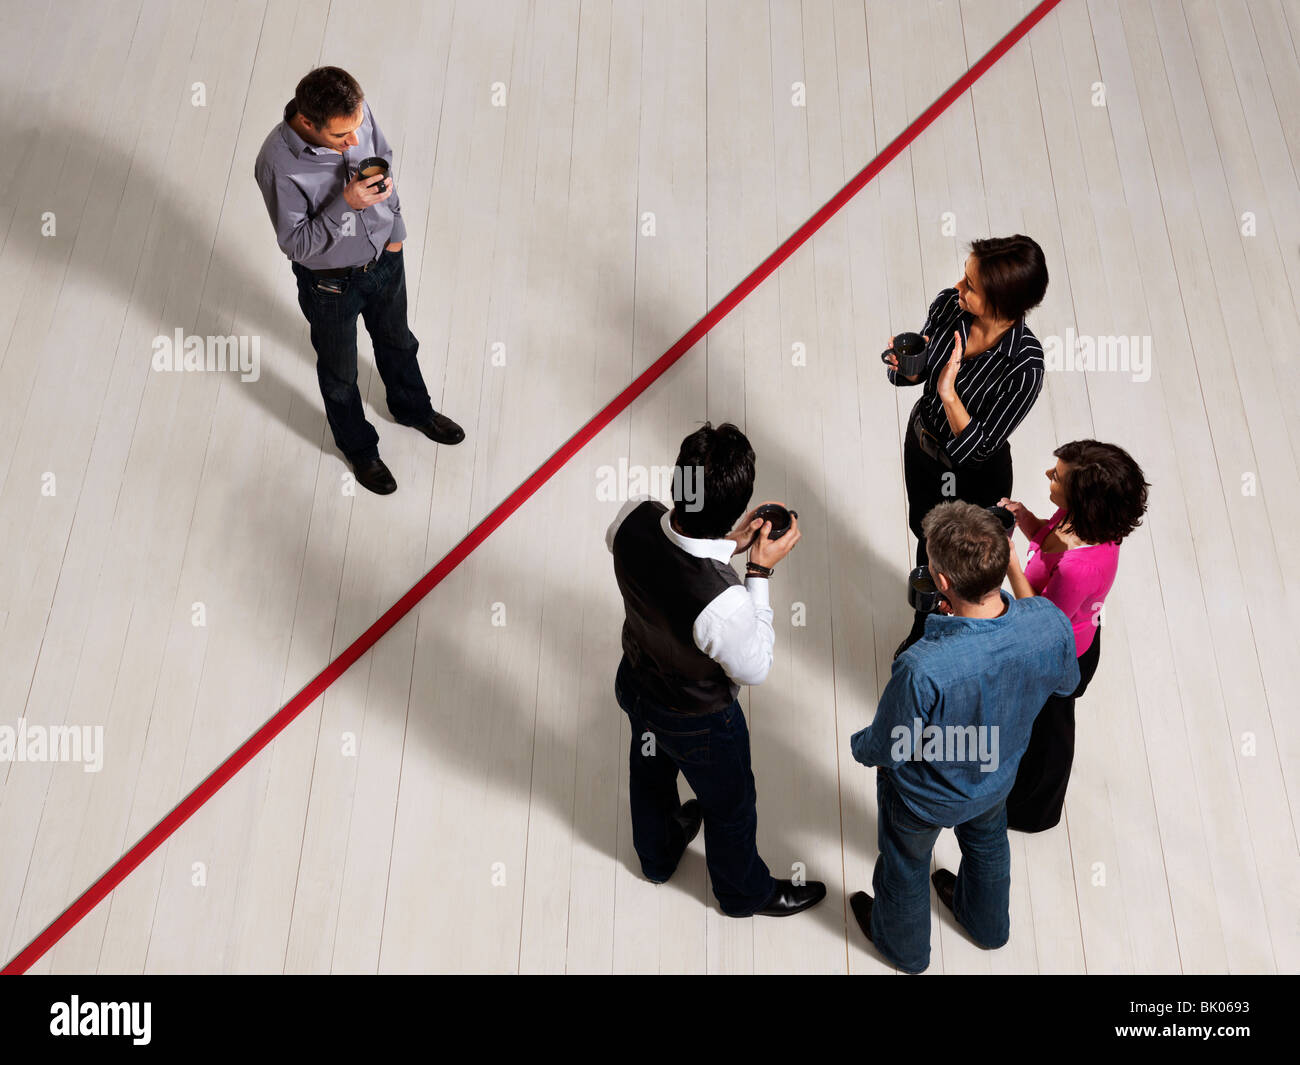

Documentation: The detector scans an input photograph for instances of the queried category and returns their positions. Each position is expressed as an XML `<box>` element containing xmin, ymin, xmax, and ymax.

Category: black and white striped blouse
<box><xmin>888</xmin><ymin>288</ymin><xmax>1045</xmax><ymax>467</ymax></box>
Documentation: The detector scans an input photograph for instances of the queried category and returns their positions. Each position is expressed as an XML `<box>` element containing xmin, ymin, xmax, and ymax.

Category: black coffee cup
<box><xmin>907</xmin><ymin>565</ymin><xmax>945</xmax><ymax>613</ymax></box>
<box><xmin>987</xmin><ymin>504</ymin><xmax>1015</xmax><ymax>532</ymax></box>
<box><xmin>356</xmin><ymin>156</ymin><xmax>390</xmax><ymax>194</ymax></box>
<box><xmin>752</xmin><ymin>503</ymin><xmax>797</xmax><ymax>541</ymax></box>
<box><xmin>881</xmin><ymin>331</ymin><xmax>927</xmax><ymax>377</ymax></box>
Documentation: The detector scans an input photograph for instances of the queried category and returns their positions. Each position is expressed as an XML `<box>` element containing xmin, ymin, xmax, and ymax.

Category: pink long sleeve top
<box><xmin>1022</xmin><ymin>507</ymin><xmax>1119</xmax><ymax>657</ymax></box>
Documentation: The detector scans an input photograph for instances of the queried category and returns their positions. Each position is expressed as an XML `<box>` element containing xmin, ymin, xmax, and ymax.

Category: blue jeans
<box><xmin>614</xmin><ymin>657</ymin><xmax>776</xmax><ymax>915</ymax></box>
<box><xmin>870</xmin><ymin>769</ymin><xmax>1010</xmax><ymax>973</ymax></box>
<box><xmin>292</xmin><ymin>247</ymin><xmax>434</xmax><ymax>463</ymax></box>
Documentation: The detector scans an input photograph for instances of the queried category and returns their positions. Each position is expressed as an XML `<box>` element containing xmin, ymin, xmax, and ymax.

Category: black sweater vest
<box><xmin>612</xmin><ymin>500</ymin><xmax>741</xmax><ymax>715</ymax></box>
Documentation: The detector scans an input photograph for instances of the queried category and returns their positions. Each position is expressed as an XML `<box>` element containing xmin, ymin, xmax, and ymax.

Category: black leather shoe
<box><xmin>351</xmin><ymin>456</ymin><xmax>397</xmax><ymax>495</ymax></box>
<box><xmin>932</xmin><ymin>866</ymin><xmax>1002</xmax><ymax>952</ymax></box>
<box><xmin>849</xmin><ymin>890</ymin><xmax>875</xmax><ymax>942</ymax></box>
<box><xmin>646</xmin><ymin>800</ymin><xmax>703</xmax><ymax>884</ymax></box>
<box><xmin>413</xmin><ymin>412</ymin><xmax>465</xmax><ymax>445</ymax></box>
<box><xmin>852</xmin><ymin>888</ymin><xmax>928</xmax><ymax>973</ymax></box>
<box><xmin>751</xmin><ymin>878</ymin><xmax>826</xmax><ymax>917</ymax></box>
<box><xmin>932</xmin><ymin>868</ymin><xmax>956</xmax><ymax>914</ymax></box>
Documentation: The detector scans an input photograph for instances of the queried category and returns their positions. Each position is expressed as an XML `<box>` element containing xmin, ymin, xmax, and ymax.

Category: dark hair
<box><xmin>922</xmin><ymin>501</ymin><xmax>1009</xmax><ymax>603</ymax></box>
<box><xmin>672</xmin><ymin>422</ymin><xmax>755</xmax><ymax>538</ymax></box>
<box><xmin>969</xmin><ymin>234</ymin><xmax>1048</xmax><ymax>322</ymax></box>
<box><xmin>294</xmin><ymin>66</ymin><xmax>364</xmax><ymax>128</ymax></box>
<box><xmin>1053</xmin><ymin>440</ymin><xmax>1149</xmax><ymax>545</ymax></box>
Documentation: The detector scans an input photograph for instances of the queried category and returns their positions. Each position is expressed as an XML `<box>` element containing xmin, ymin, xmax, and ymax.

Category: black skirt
<box><xmin>1005</xmin><ymin>627</ymin><xmax>1103</xmax><ymax>832</ymax></box>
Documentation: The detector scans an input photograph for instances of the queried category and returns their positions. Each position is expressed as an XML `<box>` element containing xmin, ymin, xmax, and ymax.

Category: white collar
<box><xmin>660</xmin><ymin>508</ymin><xmax>736</xmax><ymax>563</ymax></box>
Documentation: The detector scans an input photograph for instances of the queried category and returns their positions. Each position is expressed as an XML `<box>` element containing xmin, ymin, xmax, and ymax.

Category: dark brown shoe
<box><xmin>413</xmin><ymin>412</ymin><xmax>465</xmax><ymax>445</ymax></box>
<box><xmin>351</xmin><ymin>456</ymin><xmax>397</xmax><ymax>495</ymax></box>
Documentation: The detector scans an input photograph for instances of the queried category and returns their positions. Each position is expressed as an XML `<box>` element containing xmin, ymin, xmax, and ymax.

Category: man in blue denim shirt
<box><xmin>849</xmin><ymin>501</ymin><xmax>1079</xmax><ymax>973</ymax></box>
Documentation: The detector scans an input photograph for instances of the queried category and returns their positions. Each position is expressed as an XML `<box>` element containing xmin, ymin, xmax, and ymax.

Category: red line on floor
<box><xmin>3</xmin><ymin>0</ymin><xmax>1060</xmax><ymax>975</ymax></box>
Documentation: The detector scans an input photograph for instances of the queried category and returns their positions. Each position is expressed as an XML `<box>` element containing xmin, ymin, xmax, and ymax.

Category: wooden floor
<box><xmin>1</xmin><ymin>0</ymin><xmax>1296</xmax><ymax>974</ymax></box>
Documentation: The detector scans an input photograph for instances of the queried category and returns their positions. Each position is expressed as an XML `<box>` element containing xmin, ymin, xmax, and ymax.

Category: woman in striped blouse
<box><xmin>885</xmin><ymin>235</ymin><xmax>1050</xmax><ymax>657</ymax></box>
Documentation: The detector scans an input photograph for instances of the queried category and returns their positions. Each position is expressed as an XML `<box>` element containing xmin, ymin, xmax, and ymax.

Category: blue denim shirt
<box><xmin>851</xmin><ymin>590</ymin><xmax>1081</xmax><ymax>827</ymax></box>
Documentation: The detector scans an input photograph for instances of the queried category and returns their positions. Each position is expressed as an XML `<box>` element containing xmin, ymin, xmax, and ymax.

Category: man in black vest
<box><xmin>606</xmin><ymin>422</ymin><xmax>826</xmax><ymax>917</ymax></box>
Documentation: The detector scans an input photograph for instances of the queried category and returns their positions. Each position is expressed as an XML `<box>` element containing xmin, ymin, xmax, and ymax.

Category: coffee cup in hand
<box><xmin>881</xmin><ymin>332</ymin><xmax>927</xmax><ymax>378</ymax></box>
<box><xmin>748</xmin><ymin>504</ymin><xmax>801</xmax><ymax>569</ymax></box>
<box><xmin>907</xmin><ymin>565</ymin><xmax>947</xmax><ymax>614</ymax></box>
<box><xmin>356</xmin><ymin>156</ymin><xmax>390</xmax><ymax>194</ymax></box>
<box><xmin>752</xmin><ymin>503</ymin><xmax>796</xmax><ymax>540</ymax></box>
<box><xmin>986</xmin><ymin>504</ymin><xmax>1015</xmax><ymax>533</ymax></box>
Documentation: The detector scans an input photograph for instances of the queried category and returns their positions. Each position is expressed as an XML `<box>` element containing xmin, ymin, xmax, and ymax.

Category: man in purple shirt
<box><xmin>254</xmin><ymin>66</ymin><xmax>464</xmax><ymax>495</ymax></box>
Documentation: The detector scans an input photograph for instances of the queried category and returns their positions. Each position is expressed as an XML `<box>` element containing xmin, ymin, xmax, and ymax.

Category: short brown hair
<box><xmin>1054</xmin><ymin>439</ymin><xmax>1149</xmax><ymax>545</ymax></box>
<box><xmin>922</xmin><ymin>501</ymin><xmax>1008</xmax><ymax>602</ymax></box>
<box><xmin>969</xmin><ymin>234</ymin><xmax>1048</xmax><ymax>322</ymax></box>
<box><xmin>294</xmin><ymin>66</ymin><xmax>364</xmax><ymax>128</ymax></box>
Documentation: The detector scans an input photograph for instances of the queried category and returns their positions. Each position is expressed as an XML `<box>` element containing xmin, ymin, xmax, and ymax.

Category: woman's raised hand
<box><xmin>937</xmin><ymin>330</ymin><xmax>962</xmax><ymax>400</ymax></box>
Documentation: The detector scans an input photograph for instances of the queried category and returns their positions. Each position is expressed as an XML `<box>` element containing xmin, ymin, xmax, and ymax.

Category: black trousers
<box><xmin>291</xmin><ymin>248</ymin><xmax>434</xmax><ymax>464</ymax></box>
<box><xmin>1006</xmin><ymin>628</ymin><xmax>1101</xmax><ymax>832</ymax></box>
<box><xmin>899</xmin><ymin>406</ymin><xmax>1014</xmax><ymax>648</ymax></box>
<box><xmin>614</xmin><ymin>657</ymin><xmax>775</xmax><ymax>914</ymax></box>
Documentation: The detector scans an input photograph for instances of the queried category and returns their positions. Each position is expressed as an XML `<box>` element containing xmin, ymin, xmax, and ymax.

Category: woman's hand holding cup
<box><xmin>883</xmin><ymin>334</ymin><xmax>927</xmax><ymax>382</ymax></box>
<box><xmin>998</xmin><ymin>497</ymin><xmax>1029</xmax><ymax>531</ymax></box>
<box><xmin>884</xmin><ymin>336</ymin><xmax>898</xmax><ymax>372</ymax></box>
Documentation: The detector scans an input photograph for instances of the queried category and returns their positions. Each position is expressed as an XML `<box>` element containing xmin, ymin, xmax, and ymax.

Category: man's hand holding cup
<box><xmin>344</xmin><ymin>167</ymin><xmax>394</xmax><ymax>211</ymax></box>
<box><xmin>727</xmin><ymin>500</ymin><xmax>801</xmax><ymax>574</ymax></box>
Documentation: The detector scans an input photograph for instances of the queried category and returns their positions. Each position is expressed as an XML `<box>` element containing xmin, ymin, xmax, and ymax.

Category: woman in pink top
<box><xmin>999</xmin><ymin>440</ymin><xmax>1149</xmax><ymax>832</ymax></box>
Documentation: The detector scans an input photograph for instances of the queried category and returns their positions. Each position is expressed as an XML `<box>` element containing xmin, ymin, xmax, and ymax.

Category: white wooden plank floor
<box><xmin>0</xmin><ymin>0</ymin><xmax>1295</xmax><ymax>974</ymax></box>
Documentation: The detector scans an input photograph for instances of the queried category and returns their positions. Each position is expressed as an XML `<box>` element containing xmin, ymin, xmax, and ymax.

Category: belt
<box><xmin>911</xmin><ymin>412</ymin><xmax>953</xmax><ymax>469</ymax></box>
<box><xmin>298</xmin><ymin>255</ymin><xmax>383</xmax><ymax>279</ymax></box>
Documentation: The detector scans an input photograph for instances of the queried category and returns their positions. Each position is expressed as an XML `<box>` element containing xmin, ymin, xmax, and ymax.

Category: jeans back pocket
<box><xmin>648</xmin><ymin>718</ymin><xmax>711</xmax><ymax>768</ymax></box>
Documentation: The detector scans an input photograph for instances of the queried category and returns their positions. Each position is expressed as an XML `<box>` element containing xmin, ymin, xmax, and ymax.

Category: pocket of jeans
<box><xmin>650</xmin><ymin>720</ymin><xmax>711</xmax><ymax>767</ymax></box>
<box><xmin>882</xmin><ymin>774</ymin><xmax>929</xmax><ymax>832</ymax></box>
<box><xmin>312</xmin><ymin>276</ymin><xmax>348</xmax><ymax>297</ymax></box>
